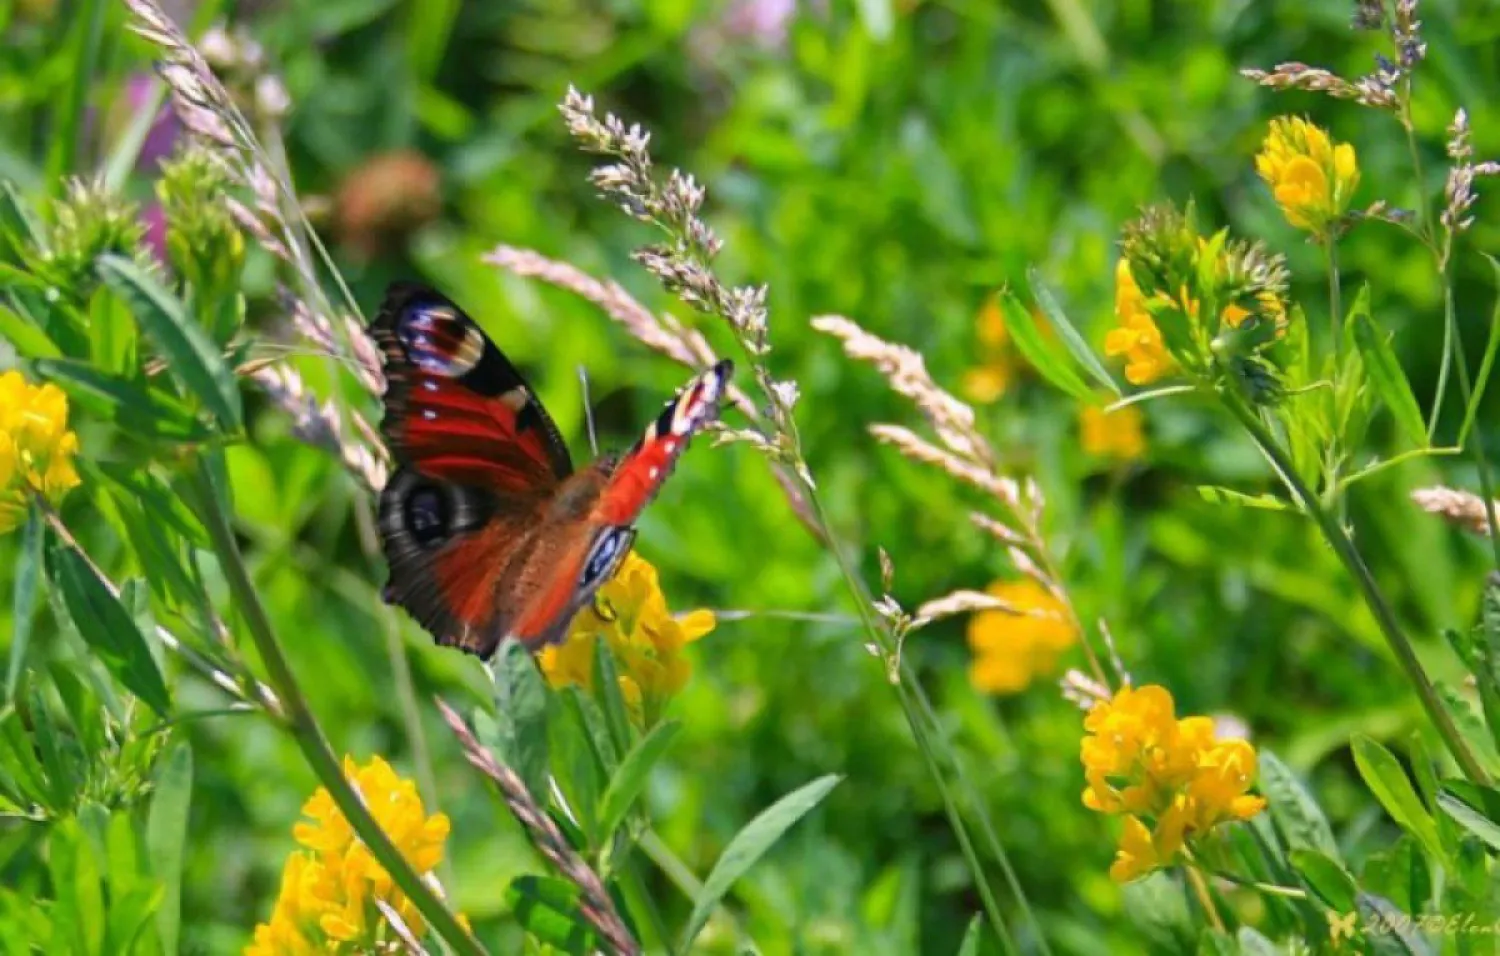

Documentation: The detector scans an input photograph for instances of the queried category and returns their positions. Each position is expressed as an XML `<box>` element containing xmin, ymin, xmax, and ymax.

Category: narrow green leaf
<box><xmin>6</xmin><ymin>503</ymin><xmax>43</xmax><ymax>701</ymax></box>
<box><xmin>1356</xmin><ymin>892</ymin><xmax>1434</xmax><ymax>956</ymax></box>
<box><xmin>490</xmin><ymin>638</ymin><xmax>549</xmax><ymax>805</ymax></box>
<box><xmin>1436</xmin><ymin>785</ymin><xmax>1500</xmax><ymax>852</ymax></box>
<box><xmin>1350</xmin><ymin>309</ymin><xmax>1425</xmax><ymax>445</ymax></box>
<box><xmin>36</xmin><ymin>359</ymin><xmax>214</xmax><ymax>442</ymax></box>
<box><xmin>597</xmin><ymin>720</ymin><xmax>681</xmax><ymax>841</ymax></box>
<box><xmin>591</xmin><ymin>635</ymin><xmax>631</xmax><ymax>765</ymax></box>
<box><xmin>50</xmin><ymin>546</ymin><xmax>171</xmax><ymax>716</ymax></box>
<box><xmin>50</xmin><ymin>818</ymin><xmax>106</xmax><ymax>956</ymax></box>
<box><xmin>146</xmin><ymin>741</ymin><xmax>192</xmax><ymax>956</ymax></box>
<box><xmin>998</xmin><ymin>293</ymin><xmax>1095</xmax><ymax>402</ymax></box>
<box><xmin>678</xmin><ymin>774</ymin><xmax>841</xmax><ymax>951</ymax></box>
<box><xmin>955</xmin><ymin>915</ymin><xmax>981</xmax><ymax>956</ymax></box>
<box><xmin>1196</xmin><ymin>486</ymin><xmax>1295</xmax><ymax>513</ymax></box>
<box><xmin>1350</xmin><ymin>735</ymin><xmax>1448</xmax><ymax>867</ymax></box>
<box><xmin>0</xmin><ymin>302</ymin><xmax>60</xmax><ymax>359</ymax></box>
<box><xmin>0</xmin><ymin>707</ymin><xmax>57</xmax><ymax>812</ymax></box>
<box><xmin>0</xmin><ymin>181</ymin><xmax>45</xmax><ymax>256</ymax></box>
<box><xmin>45</xmin><ymin>0</ymin><xmax>108</xmax><ymax>190</ymax></box>
<box><xmin>1289</xmin><ymin>848</ymin><xmax>1356</xmax><ymax>911</ymax></box>
<box><xmin>1259</xmin><ymin>751</ymin><xmax>1341</xmax><ymax>860</ymax></box>
<box><xmin>1458</xmin><ymin>254</ymin><xmax>1500</xmax><ymax>446</ymax></box>
<box><xmin>96</xmin><ymin>255</ymin><xmax>241</xmax><ymax>432</ymax></box>
<box><xmin>1027</xmin><ymin>268</ymin><xmax>1120</xmax><ymax>395</ymax></box>
<box><xmin>506</xmin><ymin>875</ymin><xmax>598</xmax><ymax>955</ymax></box>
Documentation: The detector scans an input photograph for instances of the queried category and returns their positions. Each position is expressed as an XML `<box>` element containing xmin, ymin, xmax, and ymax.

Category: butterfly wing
<box><xmin>500</xmin><ymin>359</ymin><xmax>734</xmax><ymax>650</ymax></box>
<box><xmin>371</xmin><ymin>282</ymin><xmax>573</xmax><ymax>656</ymax></box>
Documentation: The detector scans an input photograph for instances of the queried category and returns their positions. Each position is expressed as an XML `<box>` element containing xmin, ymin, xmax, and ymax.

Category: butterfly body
<box><xmin>370</xmin><ymin>282</ymin><xmax>729</xmax><ymax>659</ymax></box>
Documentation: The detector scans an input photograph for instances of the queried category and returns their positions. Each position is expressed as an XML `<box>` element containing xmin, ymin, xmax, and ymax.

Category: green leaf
<box><xmin>146</xmin><ymin>741</ymin><xmax>192</xmax><ymax>955</ymax></box>
<box><xmin>36</xmin><ymin>359</ymin><xmax>214</xmax><ymax>442</ymax></box>
<box><xmin>1235</xmin><ymin>927</ymin><xmax>1282</xmax><ymax>956</ymax></box>
<box><xmin>590</xmin><ymin>635</ymin><xmax>631</xmax><ymax>765</ymax></box>
<box><xmin>1290</xmin><ymin>848</ymin><xmax>1356</xmax><ymax>911</ymax></box>
<box><xmin>489</xmin><ymin>639</ymin><xmax>550</xmax><ymax>806</ymax></box>
<box><xmin>95</xmin><ymin>255</ymin><xmax>241</xmax><ymax>432</ymax></box>
<box><xmin>6</xmin><ymin>503</ymin><xmax>43</xmax><ymax>701</ymax></box>
<box><xmin>0</xmin><ymin>301</ymin><xmax>60</xmax><ymax>359</ymax></box>
<box><xmin>50</xmin><ymin>546</ymin><xmax>170</xmax><ymax>716</ymax></box>
<box><xmin>0</xmin><ymin>707</ymin><xmax>57</xmax><ymax>813</ymax></box>
<box><xmin>1436</xmin><ymin>785</ymin><xmax>1500</xmax><ymax>852</ymax></box>
<box><xmin>597</xmin><ymin>720</ymin><xmax>681</xmax><ymax>841</ymax></box>
<box><xmin>678</xmin><ymin>774</ymin><xmax>841</xmax><ymax>951</ymax></box>
<box><xmin>955</xmin><ymin>915</ymin><xmax>981</xmax><ymax>956</ymax></box>
<box><xmin>1028</xmin><ymin>268</ymin><xmax>1120</xmax><ymax>395</ymax></box>
<box><xmin>50</xmin><ymin>818</ymin><xmax>105</xmax><ymax>956</ymax></box>
<box><xmin>1121</xmin><ymin>871</ymin><xmax>1194</xmax><ymax>954</ymax></box>
<box><xmin>506</xmin><ymin>875</ymin><xmax>598</xmax><ymax>955</ymax></box>
<box><xmin>1458</xmin><ymin>255</ymin><xmax>1500</xmax><ymax>446</ymax></box>
<box><xmin>1259</xmin><ymin>751</ymin><xmax>1341</xmax><ymax>860</ymax></box>
<box><xmin>1349</xmin><ymin>300</ymin><xmax>1425</xmax><ymax>446</ymax></box>
<box><xmin>998</xmin><ymin>293</ymin><xmax>1095</xmax><ymax>402</ymax></box>
<box><xmin>1196</xmin><ymin>486</ymin><xmax>1296</xmax><ymax>513</ymax></box>
<box><xmin>1356</xmin><ymin>892</ymin><xmax>1434</xmax><ymax>956</ymax></box>
<box><xmin>0</xmin><ymin>181</ymin><xmax>45</xmax><ymax>257</ymax></box>
<box><xmin>1350</xmin><ymin>735</ymin><xmax>1448</xmax><ymax>868</ymax></box>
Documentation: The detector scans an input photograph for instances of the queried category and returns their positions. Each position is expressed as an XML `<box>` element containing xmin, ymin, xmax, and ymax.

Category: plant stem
<box><xmin>1440</xmin><ymin>285</ymin><xmax>1500</xmax><ymax>570</ymax></box>
<box><xmin>1326</xmin><ymin>240</ymin><xmax>1343</xmax><ymax>355</ymax></box>
<box><xmin>1185</xmin><ymin>864</ymin><xmax>1226</xmax><ymax>933</ymax></box>
<box><xmin>1224</xmin><ymin>397</ymin><xmax>1492</xmax><ymax>786</ymax></box>
<box><xmin>802</xmin><ymin>483</ymin><xmax>1028</xmax><ymax>956</ymax></box>
<box><xmin>186</xmin><ymin>461</ymin><xmax>487</xmax><ymax>956</ymax></box>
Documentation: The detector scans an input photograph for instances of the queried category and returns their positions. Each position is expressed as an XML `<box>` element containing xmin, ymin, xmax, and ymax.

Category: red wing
<box><xmin>377</xmin><ymin>467</ymin><xmax>545</xmax><ymax>658</ymax></box>
<box><xmin>592</xmin><ymin>359</ymin><xmax>734</xmax><ymax>525</ymax></box>
<box><xmin>370</xmin><ymin>282</ymin><xmax>572</xmax><ymax>492</ymax></box>
<box><xmin>501</xmin><ymin>361</ymin><xmax>734</xmax><ymax>650</ymax></box>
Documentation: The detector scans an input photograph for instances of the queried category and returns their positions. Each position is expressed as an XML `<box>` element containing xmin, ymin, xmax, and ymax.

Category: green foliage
<box><xmin>3</xmin><ymin>0</ymin><xmax>1500</xmax><ymax>953</ymax></box>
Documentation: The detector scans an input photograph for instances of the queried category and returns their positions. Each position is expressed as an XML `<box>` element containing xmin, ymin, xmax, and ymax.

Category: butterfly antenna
<box><xmin>578</xmin><ymin>365</ymin><xmax>599</xmax><ymax>456</ymax></box>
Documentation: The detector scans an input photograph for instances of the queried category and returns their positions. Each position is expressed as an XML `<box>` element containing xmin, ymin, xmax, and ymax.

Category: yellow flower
<box><xmin>0</xmin><ymin>370</ymin><xmax>82</xmax><ymax>533</ymax></box>
<box><xmin>966</xmin><ymin>578</ymin><xmax>1076</xmax><ymax>695</ymax></box>
<box><xmin>1079</xmin><ymin>403</ymin><xmax>1145</xmax><ymax>461</ymax></box>
<box><xmin>961</xmin><ymin>296</ymin><xmax>1020</xmax><ymax>403</ymax></box>
<box><xmin>1103</xmin><ymin>261</ymin><xmax>1174</xmax><ymax>385</ymax></box>
<box><xmin>245</xmin><ymin>755</ymin><xmax>456</xmax><ymax>954</ymax></box>
<box><xmin>1080</xmin><ymin>685</ymin><xmax>1267</xmax><ymax>882</ymax></box>
<box><xmin>539</xmin><ymin>551</ymin><xmax>715</xmax><ymax>724</ymax></box>
<box><xmin>1255</xmin><ymin>116</ymin><xmax>1359</xmax><ymax>237</ymax></box>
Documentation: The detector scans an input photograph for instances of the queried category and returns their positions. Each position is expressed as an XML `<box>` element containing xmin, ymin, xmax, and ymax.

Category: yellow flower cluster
<box><xmin>1103</xmin><ymin>260</ymin><xmax>1174</xmax><ymax>386</ymax></box>
<box><xmin>1079</xmin><ymin>403</ymin><xmax>1145</xmax><ymax>461</ymax></box>
<box><xmin>245</xmin><ymin>756</ymin><xmax>455</xmax><ymax>955</ymax></box>
<box><xmin>0</xmin><ymin>370</ymin><xmax>81</xmax><ymax>534</ymax></box>
<box><xmin>1081</xmin><ymin>685</ymin><xmax>1266</xmax><ymax>882</ymax></box>
<box><xmin>539</xmin><ymin>551</ymin><xmax>715</xmax><ymax>724</ymax></box>
<box><xmin>966</xmin><ymin>579</ymin><xmax>1076</xmax><ymax>694</ymax></box>
<box><xmin>1255</xmin><ymin>116</ymin><xmax>1359</xmax><ymax>237</ymax></box>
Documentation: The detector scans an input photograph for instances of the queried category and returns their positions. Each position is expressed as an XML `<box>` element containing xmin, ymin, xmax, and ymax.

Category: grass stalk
<box><xmin>1225</xmin><ymin>395</ymin><xmax>1491</xmax><ymax>786</ymax></box>
<box><xmin>185</xmin><ymin>460</ymin><xmax>487</xmax><ymax>956</ymax></box>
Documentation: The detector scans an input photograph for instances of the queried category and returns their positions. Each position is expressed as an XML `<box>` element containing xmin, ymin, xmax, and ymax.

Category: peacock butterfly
<box><xmin>368</xmin><ymin>281</ymin><xmax>731</xmax><ymax>659</ymax></box>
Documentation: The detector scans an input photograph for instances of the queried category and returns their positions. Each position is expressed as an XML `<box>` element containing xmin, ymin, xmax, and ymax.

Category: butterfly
<box><xmin>368</xmin><ymin>281</ymin><xmax>732</xmax><ymax>659</ymax></box>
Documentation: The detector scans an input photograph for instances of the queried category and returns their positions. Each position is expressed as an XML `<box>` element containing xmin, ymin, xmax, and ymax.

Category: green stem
<box><xmin>46</xmin><ymin>0</ymin><xmax>107</xmax><ymax>189</ymax></box>
<box><xmin>802</xmin><ymin>483</ymin><xmax>1027</xmax><ymax>956</ymax></box>
<box><xmin>1224</xmin><ymin>397</ymin><xmax>1492</xmax><ymax>786</ymax></box>
<box><xmin>1326</xmin><ymin>240</ymin><xmax>1343</xmax><ymax>355</ymax></box>
<box><xmin>1185</xmin><ymin>864</ymin><xmax>1226</xmax><ymax>934</ymax></box>
<box><xmin>1440</xmin><ymin>285</ymin><xmax>1500</xmax><ymax>571</ymax></box>
<box><xmin>186</xmin><ymin>461</ymin><xmax>487</xmax><ymax>956</ymax></box>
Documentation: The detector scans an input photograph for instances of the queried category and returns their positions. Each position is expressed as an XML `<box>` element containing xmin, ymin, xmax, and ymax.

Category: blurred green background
<box><xmin>4</xmin><ymin>0</ymin><xmax>1500</xmax><ymax>952</ymax></box>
